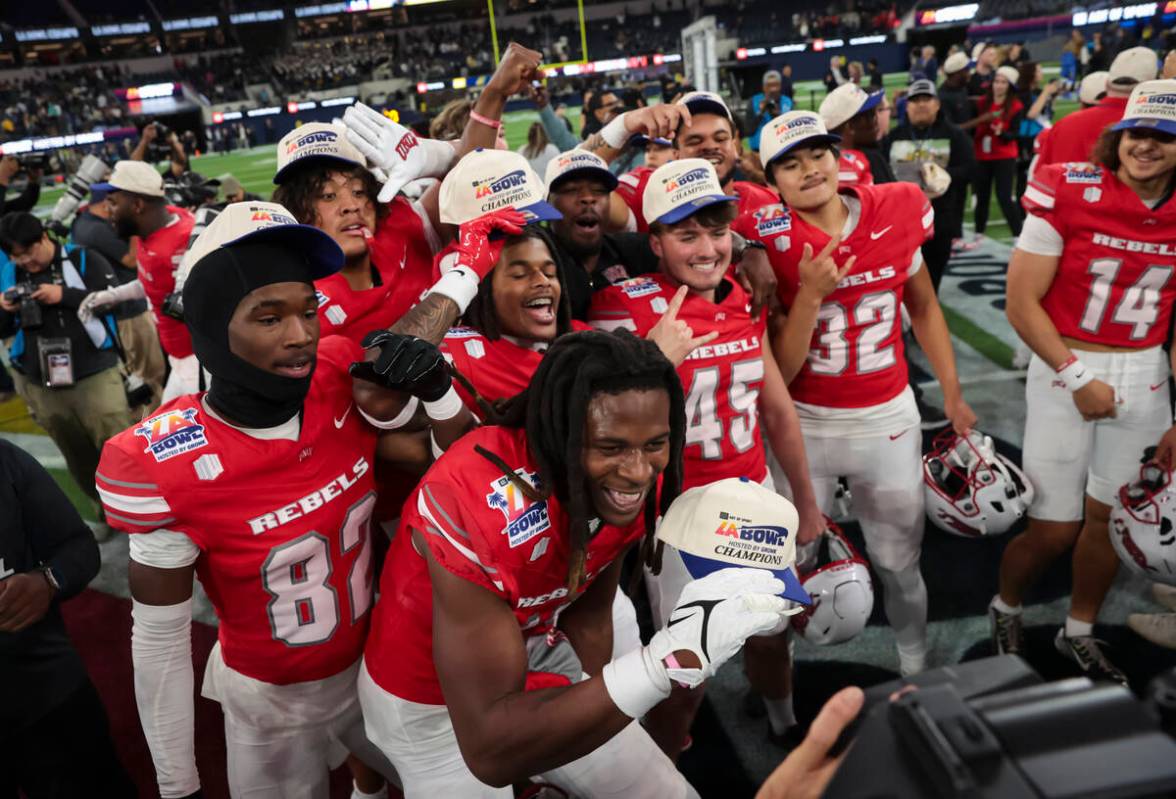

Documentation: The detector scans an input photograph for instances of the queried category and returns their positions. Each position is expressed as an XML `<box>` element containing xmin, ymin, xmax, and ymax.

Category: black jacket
<box><xmin>0</xmin><ymin>439</ymin><xmax>100</xmax><ymax>726</ymax></box>
<box><xmin>0</xmin><ymin>179</ymin><xmax>41</xmax><ymax>214</ymax></box>
<box><xmin>553</xmin><ymin>232</ymin><xmax>660</xmax><ymax>321</ymax></box>
<box><xmin>0</xmin><ymin>244</ymin><xmax>120</xmax><ymax>384</ymax></box>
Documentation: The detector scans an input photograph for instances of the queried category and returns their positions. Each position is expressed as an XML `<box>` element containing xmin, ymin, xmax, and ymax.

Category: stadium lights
<box><xmin>1072</xmin><ymin>3</ymin><xmax>1158</xmax><ymax>25</ymax></box>
<box><xmin>162</xmin><ymin>16</ymin><xmax>219</xmax><ymax>30</ymax></box>
<box><xmin>916</xmin><ymin>3</ymin><xmax>980</xmax><ymax>25</ymax></box>
<box><xmin>812</xmin><ymin>38</ymin><xmax>845</xmax><ymax>50</ymax></box>
<box><xmin>123</xmin><ymin>83</ymin><xmax>178</xmax><ymax>100</ymax></box>
<box><xmin>93</xmin><ymin>22</ymin><xmax>153</xmax><ymax>36</ymax></box>
<box><xmin>320</xmin><ymin>96</ymin><xmax>357</xmax><ymax>107</ymax></box>
<box><xmin>288</xmin><ymin>101</ymin><xmax>319</xmax><ymax>112</ymax></box>
<box><xmin>770</xmin><ymin>43</ymin><xmax>807</xmax><ymax>54</ymax></box>
<box><xmin>246</xmin><ymin>106</ymin><xmax>283</xmax><ymax>117</ymax></box>
<box><xmin>230</xmin><ymin>10</ymin><xmax>285</xmax><ymax>24</ymax></box>
<box><xmin>14</xmin><ymin>27</ymin><xmax>80</xmax><ymax>42</ymax></box>
<box><xmin>849</xmin><ymin>34</ymin><xmax>887</xmax><ymax>45</ymax></box>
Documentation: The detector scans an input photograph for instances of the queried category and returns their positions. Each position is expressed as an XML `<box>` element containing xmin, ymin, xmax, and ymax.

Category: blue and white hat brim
<box><xmin>679</xmin><ymin>550</ymin><xmax>812</xmax><ymax>605</ymax></box>
<box><xmin>765</xmin><ymin>133</ymin><xmax>842</xmax><ymax>167</ymax></box>
<box><xmin>517</xmin><ymin>200</ymin><xmax>564</xmax><ymax>224</ymax></box>
<box><xmin>654</xmin><ymin>193</ymin><xmax>737</xmax><ymax>225</ymax></box>
<box><xmin>226</xmin><ymin>224</ymin><xmax>345</xmax><ymax>278</ymax></box>
<box><xmin>1111</xmin><ymin>117</ymin><xmax>1176</xmax><ymax>135</ymax></box>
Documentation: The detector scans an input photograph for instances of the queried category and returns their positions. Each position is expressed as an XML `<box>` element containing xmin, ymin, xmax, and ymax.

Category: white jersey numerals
<box><xmin>261</xmin><ymin>490</ymin><xmax>375</xmax><ymax>647</ymax></box>
<box><xmin>1079</xmin><ymin>259</ymin><xmax>1173</xmax><ymax>341</ymax></box>
<box><xmin>809</xmin><ymin>290</ymin><xmax>898</xmax><ymax>375</ymax></box>
<box><xmin>683</xmin><ymin>358</ymin><xmax>764</xmax><ymax>460</ymax></box>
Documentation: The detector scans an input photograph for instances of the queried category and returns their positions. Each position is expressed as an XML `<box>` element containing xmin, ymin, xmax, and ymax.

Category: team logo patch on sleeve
<box><xmin>753</xmin><ymin>204</ymin><xmax>791</xmax><ymax>236</ymax></box>
<box><xmin>134</xmin><ymin>407</ymin><xmax>208</xmax><ymax>462</ymax></box>
<box><xmin>486</xmin><ymin>468</ymin><xmax>551</xmax><ymax>548</ymax></box>
<box><xmin>445</xmin><ymin>326</ymin><xmax>482</xmax><ymax>339</ymax></box>
<box><xmin>620</xmin><ymin>277</ymin><xmax>661</xmax><ymax>299</ymax></box>
<box><xmin>1064</xmin><ymin>165</ymin><xmax>1103</xmax><ymax>184</ymax></box>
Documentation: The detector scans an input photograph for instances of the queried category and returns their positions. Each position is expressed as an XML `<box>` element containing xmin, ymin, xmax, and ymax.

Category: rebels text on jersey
<box><xmin>96</xmin><ymin>336</ymin><xmax>379</xmax><ymax>685</ymax></box>
<box><xmin>314</xmin><ymin>197</ymin><xmax>438</xmax><ymax>343</ymax></box>
<box><xmin>747</xmin><ymin>183</ymin><xmax>933</xmax><ymax>408</ymax></box>
<box><xmin>364</xmin><ymin>426</ymin><xmax>647</xmax><ymax>704</ymax></box>
<box><xmin>589</xmin><ymin>273</ymin><xmax>768</xmax><ymax>488</ymax></box>
<box><xmin>1023</xmin><ymin>163</ymin><xmax>1176</xmax><ymax>348</ymax></box>
<box><xmin>617</xmin><ymin>166</ymin><xmax>777</xmax><ymax>234</ymax></box>
<box><xmin>441</xmin><ymin>322</ymin><xmax>592</xmax><ymax>417</ymax></box>
<box><xmin>138</xmin><ymin>206</ymin><xmax>195</xmax><ymax>358</ymax></box>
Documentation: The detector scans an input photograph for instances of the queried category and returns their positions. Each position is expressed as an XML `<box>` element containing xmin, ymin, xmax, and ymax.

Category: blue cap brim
<box><xmin>549</xmin><ymin>166</ymin><xmax>619</xmax><ymax>193</ymax></box>
<box><xmin>1111</xmin><ymin>117</ymin><xmax>1176</xmax><ymax>135</ymax></box>
<box><xmin>90</xmin><ymin>182</ymin><xmax>114</xmax><ymax>201</ymax></box>
<box><xmin>679</xmin><ymin>550</ymin><xmax>812</xmax><ymax>605</ymax></box>
<box><xmin>765</xmin><ymin>133</ymin><xmax>842</xmax><ymax>167</ymax></box>
<box><xmin>517</xmin><ymin>200</ymin><xmax>564</xmax><ymax>224</ymax></box>
<box><xmin>273</xmin><ymin>154</ymin><xmax>365</xmax><ymax>185</ymax></box>
<box><xmin>629</xmin><ymin>134</ymin><xmax>674</xmax><ymax>148</ymax></box>
<box><xmin>655</xmin><ymin>194</ymin><xmax>737</xmax><ymax>225</ymax></box>
<box><xmin>860</xmin><ymin>90</ymin><xmax>885</xmax><ymax>114</ymax></box>
<box><xmin>226</xmin><ymin>224</ymin><xmax>345</xmax><ymax>279</ymax></box>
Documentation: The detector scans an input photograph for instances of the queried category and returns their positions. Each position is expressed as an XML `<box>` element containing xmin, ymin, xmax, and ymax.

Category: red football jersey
<box><xmin>1023</xmin><ymin>163</ymin><xmax>1176</xmax><ymax>348</ymax></box>
<box><xmin>314</xmin><ymin>198</ymin><xmax>437</xmax><ymax>343</ymax></box>
<box><xmin>96</xmin><ymin>336</ymin><xmax>379</xmax><ymax>685</ymax></box>
<box><xmin>138</xmin><ymin>206</ymin><xmax>195</xmax><ymax>358</ymax></box>
<box><xmin>1037</xmin><ymin>97</ymin><xmax>1129</xmax><ymax>168</ymax></box>
<box><xmin>617</xmin><ymin>166</ymin><xmax>776</xmax><ymax>234</ymax></box>
<box><xmin>441</xmin><ymin>323</ymin><xmax>592</xmax><ymax>417</ymax></box>
<box><xmin>748</xmin><ymin>183</ymin><xmax>933</xmax><ymax>408</ymax></box>
<box><xmin>837</xmin><ymin>150</ymin><xmax>874</xmax><ymax>189</ymax></box>
<box><xmin>589</xmin><ymin>273</ymin><xmax>768</xmax><ymax>488</ymax></box>
<box><xmin>364</xmin><ymin>426</ymin><xmax>647</xmax><ymax>704</ymax></box>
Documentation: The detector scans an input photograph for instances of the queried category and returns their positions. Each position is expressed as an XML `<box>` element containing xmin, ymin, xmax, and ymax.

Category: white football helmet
<box><xmin>790</xmin><ymin>522</ymin><xmax>874</xmax><ymax>645</ymax></box>
<box><xmin>924</xmin><ymin>429</ymin><xmax>1035</xmax><ymax>537</ymax></box>
<box><xmin>1111</xmin><ymin>462</ymin><xmax>1176</xmax><ymax>585</ymax></box>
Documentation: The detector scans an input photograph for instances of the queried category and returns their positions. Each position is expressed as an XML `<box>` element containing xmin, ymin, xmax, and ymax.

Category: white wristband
<box><xmin>600</xmin><ymin>113</ymin><xmax>632</xmax><ymax>149</ymax></box>
<box><xmin>1056</xmin><ymin>357</ymin><xmax>1095</xmax><ymax>393</ymax></box>
<box><xmin>426</xmin><ymin>266</ymin><xmax>480</xmax><ymax>314</ymax></box>
<box><xmin>424</xmin><ymin>386</ymin><xmax>463</xmax><ymax>421</ymax></box>
<box><xmin>601</xmin><ymin>645</ymin><xmax>671</xmax><ymax>719</ymax></box>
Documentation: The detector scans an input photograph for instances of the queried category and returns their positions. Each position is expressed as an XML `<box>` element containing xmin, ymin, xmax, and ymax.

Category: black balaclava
<box><xmin>182</xmin><ymin>240</ymin><xmax>317</xmax><ymax>428</ymax></box>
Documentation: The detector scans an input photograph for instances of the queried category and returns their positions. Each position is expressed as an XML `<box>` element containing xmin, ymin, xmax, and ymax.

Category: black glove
<box><xmin>350</xmin><ymin>330</ymin><xmax>452</xmax><ymax>401</ymax></box>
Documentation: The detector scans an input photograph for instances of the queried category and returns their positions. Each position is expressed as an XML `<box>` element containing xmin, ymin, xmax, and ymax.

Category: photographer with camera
<box><xmin>130</xmin><ymin>121</ymin><xmax>188</xmax><ymax>179</ymax></box>
<box><xmin>72</xmin><ymin>183</ymin><xmax>164</xmax><ymax>410</ymax></box>
<box><xmin>746</xmin><ymin>70</ymin><xmax>793</xmax><ymax>152</ymax></box>
<box><xmin>0</xmin><ymin>155</ymin><xmax>43</xmax><ymax>214</ymax></box>
<box><xmin>0</xmin><ymin>213</ymin><xmax>131</xmax><ymax>522</ymax></box>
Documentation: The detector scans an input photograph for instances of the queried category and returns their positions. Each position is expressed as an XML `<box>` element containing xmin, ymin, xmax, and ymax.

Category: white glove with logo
<box><xmin>602</xmin><ymin>567</ymin><xmax>791</xmax><ymax>718</ymax></box>
<box><xmin>78</xmin><ymin>280</ymin><xmax>146</xmax><ymax>322</ymax></box>
<box><xmin>342</xmin><ymin>102</ymin><xmax>457</xmax><ymax>203</ymax></box>
<box><xmin>920</xmin><ymin>161</ymin><xmax>951</xmax><ymax>200</ymax></box>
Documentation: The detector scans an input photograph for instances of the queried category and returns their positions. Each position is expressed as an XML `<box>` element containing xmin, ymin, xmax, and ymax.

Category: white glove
<box><xmin>602</xmin><ymin>567</ymin><xmax>791</xmax><ymax>718</ymax></box>
<box><xmin>78</xmin><ymin>280</ymin><xmax>145</xmax><ymax>322</ymax></box>
<box><xmin>342</xmin><ymin>102</ymin><xmax>457</xmax><ymax>203</ymax></box>
<box><xmin>920</xmin><ymin>161</ymin><xmax>951</xmax><ymax>199</ymax></box>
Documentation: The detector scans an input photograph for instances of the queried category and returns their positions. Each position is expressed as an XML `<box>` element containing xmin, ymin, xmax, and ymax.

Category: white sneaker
<box><xmin>1128</xmin><ymin>612</ymin><xmax>1176</xmax><ymax>650</ymax></box>
<box><xmin>1152</xmin><ymin>583</ymin><xmax>1176</xmax><ymax>612</ymax></box>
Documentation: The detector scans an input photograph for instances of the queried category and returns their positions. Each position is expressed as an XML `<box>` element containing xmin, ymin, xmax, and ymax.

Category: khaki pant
<box><xmin>13</xmin><ymin>366</ymin><xmax>132</xmax><ymax>507</ymax></box>
<box><xmin>117</xmin><ymin>311</ymin><xmax>165</xmax><ymax>415</ymax></box>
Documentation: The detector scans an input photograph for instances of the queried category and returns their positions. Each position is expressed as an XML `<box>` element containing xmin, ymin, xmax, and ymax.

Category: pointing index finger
<box><xmin>662</xmin><ymin>284</ymin><xmax>689</xmax><ymax>321</ymax></box>
<box><xmin>816</xmin><ymin>234</ymin><xmax>842</xmax><ymax>263</ymax></box>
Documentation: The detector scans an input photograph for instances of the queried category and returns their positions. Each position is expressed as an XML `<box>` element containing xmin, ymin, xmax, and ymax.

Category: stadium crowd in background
<box><xmin>3</xmin><ymin>4</ymin><xmax>1176</xmax><ymax>797</ymax></box>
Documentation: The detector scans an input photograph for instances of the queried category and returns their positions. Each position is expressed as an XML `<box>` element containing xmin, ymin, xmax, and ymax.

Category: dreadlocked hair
<box><xmin>463</xmin><ymin>224</ymin><xmax>575</xmax><ymax>342</ymax></box>
<box><xmin>475</xmin><ymin>329</ymin><xmax>686</xmax><ymax>594</ymax></box>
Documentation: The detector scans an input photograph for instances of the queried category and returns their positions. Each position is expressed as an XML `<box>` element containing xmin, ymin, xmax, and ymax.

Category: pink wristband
<box><xmin>469</xmin><ymin>110</ymin><xmax>501</xmax><ymax>130</ymax></box>
<box><xmin>663</xmin><ymin>653</ymin><xmax>691</xmax><ymax>688</ymax></box>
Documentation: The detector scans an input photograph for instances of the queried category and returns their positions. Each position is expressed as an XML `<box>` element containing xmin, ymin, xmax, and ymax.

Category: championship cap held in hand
<box><xmin>641</xmin><ymin>158</ymin><xmax>735</xmax><ymax>226</ymax></box>
<box><xmin>759</xmin><ymin>110</ymin><xmax>841</xmax><ymax>169</ymax></box>
<box><xmin>656</xmin><ymin>477</ymin><xmax>812</xmax><ymax>604</ymax></box>
<box><xmin>1112</xmin><ymin>79</ymin><xmax>1176</xmax><ymax>136</ymax></box>
<box><xmin>107</xmin><ymin>160</ymin><xmax>165</xmax><ymax>198</ymax></box>
<box><xmin>439</xmin><ymin>148</ymin><xmax>561</xmax><ymax>226</ymax></box>
<box><xmin>274</xmin><ymin>122</ymin><xmax>366</xmax><ymax>184</ymax></box>
<box><xmin>183</xmin><ymin>201</ymin><xmax>344</xmax><ymax>279</ymax></box>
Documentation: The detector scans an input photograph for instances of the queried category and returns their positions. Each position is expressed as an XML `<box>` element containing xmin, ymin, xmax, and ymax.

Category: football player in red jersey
<box><xmin>590</xmin><ymin>158</ymin><xmax>822</xmax><ymax>751</ymax></box>
<box><xmin>994</xmin><ymin>80</ymin><xmax>1176</xmax><ymax>683</ymax></box>
<box><xmin>94</xmin><ymin>202</ymin><xmax>451</xmax><ymax>798</ymax></box>
<box><xmin>752</xmin><ymin>111</ymin><xmax>977</xmax><ymax>676</ymax></box>
<box><xmin>593</xmin><ymin>91</ymin><xmax>780</xmax><ymax>314</ymax></box>
<box><xmin>359</xmin><ymin>331</ymin><xmax>796</xmax><ymax>797</ymax></box>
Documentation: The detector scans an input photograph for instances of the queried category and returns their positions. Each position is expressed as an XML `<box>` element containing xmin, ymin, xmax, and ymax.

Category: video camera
<box><xmin>3</xmin><ymin>282</ymin><xmax>43</xmax><ymax>329</ymax></box>
<box><xmin>162</xmin><ymin>172</ymin><xmax>219</xmax><ymax>211</ymax></box>
<box><xmin>16</xmin><ymin>152</ymin><xmax>50</xmax><ymax>172</ymax></box>
<box><xmin>823</xmin><ymin>655</ymin><xmax>1176</xmax><ymax>799</ymax></box>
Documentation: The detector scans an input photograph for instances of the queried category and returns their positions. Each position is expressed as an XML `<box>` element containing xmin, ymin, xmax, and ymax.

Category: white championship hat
<box><xmin>1079</xmin><ymin>71</ymin><xmax>1110</xmax><ymax>105</ymax></box>
<box><xmin>1112</xmin><ymin>79</ymin><xmax>1176</xmax><ymax>137</ymax></box>
<box><xmin>819</xmin><ymin>82</ymin><xmax>885</xmax><ymax>131</ymax></box>
<box><xmin>107</xmin><ymin>159</ymin><xmax>165</xmax><ymax>198</ymax></box>
<box><xmin>640</xmin><ymin>158</ymin><xmax>735</xmax><ymax>227</ymax></box>
<box><xmin>544</xmin><ymin>149</ymin><xmax>618</xmax><ymax>193</ymax></box>
<box><xmin>274</xmin><ymin>122</ymin><xmax>366</xmax><ymax>184</ymax></box>
<box><xmin>943</xmin><ymin>52</ymin><xmax>970</xmax><ymax>75</ymax></box>
<box><xmin>996</xmin><ymin>65</ymin><xmax>1020</xmax><ymax>88</ymax></box>
<box><xmin>1109</xmin><ymin>46</ymin><xmax>1160</xmax><ymax>88</ymax></box>
<box><xmin>758</xmin><ymin>110</ymin><xmax>841</xmax><ymax>169</ymax></box>
<box><xmin>677</xmin><ymin>90</ymin><xmax>733</xmax><ymax>120</ymax></box>
<box><xmin>439</xmin><ymin>147</ymin><xmax>562</xmax><ymax>226</ymax></box>
<box><xmin>182</xmin><ymin>201</ymin><xmax>343</xmax><ymax>280</ymax></box>
<box><xmin>656</xmin><ymin>477</ymin><xmax>812</xmax><ymax>605</ymax></box>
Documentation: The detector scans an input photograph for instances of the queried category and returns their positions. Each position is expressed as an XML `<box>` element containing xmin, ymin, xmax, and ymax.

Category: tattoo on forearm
<box><xmin>389</xmin><ymin>293</ymin><xmax>460</xmax><ymax>344</ymax></box>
